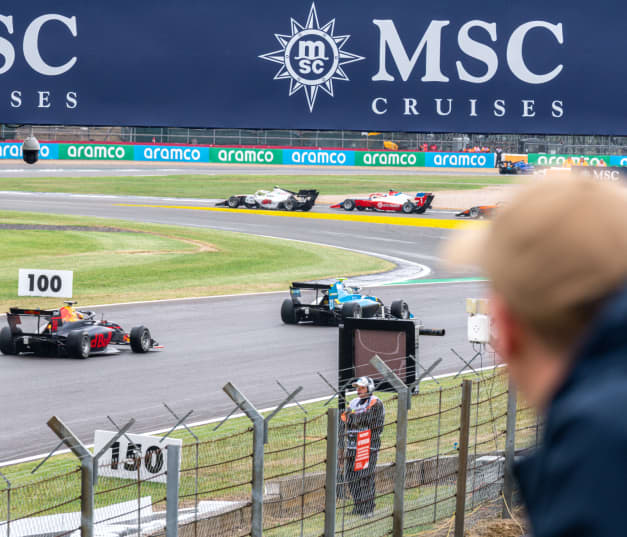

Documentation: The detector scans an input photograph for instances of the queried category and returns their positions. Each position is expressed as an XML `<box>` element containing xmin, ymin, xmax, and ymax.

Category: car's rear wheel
<box><xmin>341</xmin><ymin>302</ymin><xmax>362</xmax><ymax>320</ymax></box>
<box><xmin>67</xmin><ymin>331</ymin><xmax>91</xmax><ymax>359</ymax></box>
<box><xmin>227</xmin><ymin>196</ymin><xmax>240</xmax><ymax>208</ymax></box>
<box><xmin>469</xmin><ymin>207</ymin><xmax>480</xmax><ymax>219</ymax></box>
<box><xmin>0</xmin><ymin>326</ymin><xmax>18</xmax><ymax>355</ymax></box>
<box><xmin>343</xmin><ymin>199</ymin><xmax>355</xmax><ymax>211</ymax></box>
<box><xmin>391</xmin><ymin>300</ymin><xmax>410</xmax><ymax>319</ymax></box>
<box><xmin>402</xmin><ymin>201</ymin><xmax>415</xmax><ymax>214</ymax></box>
<box><xmin>130</xmin><ymin>326</ymin><xmax>152</xmax><ymax>353</ymax></box>
<box><xmin>284</xmin><ymin>197</ymin><xmax>297</xmax><ymax>211</ymax></box>
<box><xmin>281</xmin><ymin>299</ymin><xmax>298</xmax><ymax>324</ymax></box>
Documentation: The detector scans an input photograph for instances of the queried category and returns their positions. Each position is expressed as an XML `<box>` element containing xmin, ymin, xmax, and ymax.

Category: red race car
<box><xmin>331</xmin><ymin>190</ymin><xmax>434</xmax><ymax>214</ymax></box>
<box><xmin>456</xmin><ymin>203</ymin><xmax>502</xmax><ymax>219</ymax></box>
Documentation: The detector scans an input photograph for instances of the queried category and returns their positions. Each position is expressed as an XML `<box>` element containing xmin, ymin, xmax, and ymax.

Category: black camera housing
<box><xmin>22</xmin><ymin>136</ymin><xmax>40</xmax><ymax>165</ymax></box>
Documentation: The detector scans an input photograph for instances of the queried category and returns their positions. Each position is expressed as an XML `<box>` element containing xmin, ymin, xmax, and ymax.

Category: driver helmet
<box><xmin>352</xmin><ymin>376</ymin><xmax>375</xmax><ymax>396</ymax></box>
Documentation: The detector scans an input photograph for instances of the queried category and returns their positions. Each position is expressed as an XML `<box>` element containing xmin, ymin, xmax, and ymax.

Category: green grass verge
<box><xmin>0</xmin><ymin>210</ymin><xmax>393</xmax><ymax>310</ymax></box>
<box><xmin>0</xmin><ymin>369</ymin><xmax>538</xmax><ymax>529</ymax></box>
<box><xmin>0</xmin><ymin>173</ymin><xmax>514</xmax><ymax>199</ymax></box>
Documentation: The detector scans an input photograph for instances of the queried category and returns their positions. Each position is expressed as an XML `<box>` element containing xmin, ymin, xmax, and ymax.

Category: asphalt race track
<box><xmin>0</xmin><ymin>164</ymin><xmax>492</xmax><ymax>463</ymax></box>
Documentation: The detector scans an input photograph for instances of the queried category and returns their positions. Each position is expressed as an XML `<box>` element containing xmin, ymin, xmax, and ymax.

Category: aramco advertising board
<box><xmin>3</xmin><ymin>1</ymin><xmax>625</xmax><ymax>134</ymax></box>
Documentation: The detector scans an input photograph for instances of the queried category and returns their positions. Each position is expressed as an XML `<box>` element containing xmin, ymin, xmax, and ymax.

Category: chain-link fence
<box><xmin>5</xmin><ymin>125</ymin><xmax>627</xmax><ymax>155</ymax></box>
<box><xmin>0</xmin><ymin>366</ymin><xmax>540</xmax><ymax>537</ymax></box>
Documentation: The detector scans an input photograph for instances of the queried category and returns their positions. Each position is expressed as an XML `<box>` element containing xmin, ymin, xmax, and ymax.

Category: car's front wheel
<box><xmin>67</xmin><ymin>331</ymin><xmax>91</xmax><ymax>359</ymax></box>
<box><xmin>341</xmin><ymin>302</ymin><xmax>362</xmax><ymax>320</ymax></box>
<box><xmin>227</xmin><ymin>196</ymin><xmax>240</xmax><ymax>208</ymax></box>
<box><xmin>469</xmin><ymin>207</ymin><xmax>481</xmax><ymax>219</ymax></box>
<box><xmin>391</xmin><ymin>300</ymin><xmax>410</xmax><ymax>319</ymax></box>
<box><xmin>343</xmin><ymin>199</ymin><xmax>355</xmax><ymax>211</ymax></box>
<box><xmin>130</xmin><ymin>326</ymin><xmax>152</xmax><ymax>353</ymax></box>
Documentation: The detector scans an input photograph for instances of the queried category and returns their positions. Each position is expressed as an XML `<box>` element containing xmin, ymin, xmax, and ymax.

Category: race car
<box><xmin>331</xmin><ymin>190</ymin><xmax>434</xmax><ymax>214</ymax></box>
<box><xmin>281</xmin><ymin>279</ymin><xmax>412</xmax><ymax>325</ymax></box>
<box><xmin>0</xmin><ymin>302</ymin><xmax>161</xmax><ymax>359</ymax></box>
<box><xmin>498</xmin><ymin>160</ymin><xmax>535</xmax><ymax>175</ymax></box>
<box><xmin>456</xmin><ymin>203</ymin><xmax>501</xmax><ymax>219</ymax></box>
<box><xmin>216</xmin><ymin>186</ymin><xmax>319</xmax><ymax>211</ymax></box>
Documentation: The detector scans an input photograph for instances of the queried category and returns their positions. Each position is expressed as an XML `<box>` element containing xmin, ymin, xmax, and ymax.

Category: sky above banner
<box><xmin>2</xmin><ymin>1</ymin><xmax>625</xmax><ymax>134</ymax></box>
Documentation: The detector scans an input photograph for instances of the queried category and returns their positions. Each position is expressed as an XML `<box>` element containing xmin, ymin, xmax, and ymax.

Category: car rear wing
<box><xmin>9</xmin><ymin>307</ymin><xmax>59</xmax><ymax>317</ymax></box>
<box><xmin>290</xmin><ymin>282</ymin><xmax>332</xmax><ymax>290</ymax></box>
<box><xmin>296</xmin><ymin>189</ymin><xmax>319</xmax><ymax>204</ymax></box>
<box><xmin>6</xmin><ymin>307</ymin><xmax>61</xmax><ymax>334</ymax></box>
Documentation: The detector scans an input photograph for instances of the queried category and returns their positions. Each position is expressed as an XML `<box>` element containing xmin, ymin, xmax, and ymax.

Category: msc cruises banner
<box><xmin>3</xmin><ymin>1</ymin><xmax>625</xmax><ymax>134</ymax></box>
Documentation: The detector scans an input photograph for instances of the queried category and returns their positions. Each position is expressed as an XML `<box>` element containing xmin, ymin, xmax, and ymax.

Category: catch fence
<box><xmin>6</xmin><ymin>125</ymin><xmax>627</xmax><ymax>155</ymax></box>
<box><xmin>0</xmin><ymin>366</ymin><xmax>539</xmax><ymax>537</ymax></box>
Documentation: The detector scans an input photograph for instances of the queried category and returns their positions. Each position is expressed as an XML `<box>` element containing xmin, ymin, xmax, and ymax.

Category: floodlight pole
<box><xmin>370</xmin><ymin>355</ymin><xmax>409</xmax><ymax>537</ymax></box>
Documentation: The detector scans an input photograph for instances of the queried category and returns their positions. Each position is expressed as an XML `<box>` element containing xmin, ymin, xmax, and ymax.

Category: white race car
<box><xmin>217</xmin><ymin>186</ymin><xmax>319</xmax><ymax>211</ymax></box>
<box><xmin>331</xmin><ymin>190</ymin><xmax>434</xmax><ymax>214</ymax></box>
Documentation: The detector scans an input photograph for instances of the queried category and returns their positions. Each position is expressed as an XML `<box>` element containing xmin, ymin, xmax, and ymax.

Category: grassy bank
<box><xmin>0</xmin><ymin>210</ymin><xmax>393</xmax><ymax>310</ymax></box>
<box><xmin>0</xmin><ymin>173</ymin><xmax>514</xmax><ymax>199</ymax></box>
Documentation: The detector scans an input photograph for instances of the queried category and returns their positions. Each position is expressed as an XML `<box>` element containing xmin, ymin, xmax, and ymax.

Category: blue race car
<box><xmin>281</xmin><ymin>279</ymin><xmax>411</xmax><ymax>325</ymax></box>
<box><xmin>499</xmin><ymin>160</ymin><xmax>535</xmax><ymax>175</ymax></box>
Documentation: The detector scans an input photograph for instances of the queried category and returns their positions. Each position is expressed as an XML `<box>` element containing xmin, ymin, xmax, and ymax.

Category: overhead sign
<box><xmin>94</xmin><ymin>430</ymin><xmax>182</xmax><ymax>484</ymax></box>
<box><xmin>18</xmin><ymin>269</ymin><xmax>73</xmax><ymax>298</ymax></box>
<box><xmin>3</xmin><ymin>1</ymin><xmax>625</xmax><ymax>134</ymax></box>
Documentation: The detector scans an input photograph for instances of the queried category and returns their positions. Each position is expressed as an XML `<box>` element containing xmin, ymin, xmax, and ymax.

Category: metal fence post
<box><xmin>223</xmin><ymin>382</ymin><xmax>302</xmax><ymax>537</ymax></box>
<box><xmin>0</xmin><ymin>471</ymin><xmax>10</xmax><ymax>537</ymax></box>
<box><xmin>370</xmin><ymin>355</ymin><xmax>409</xmax><ymax>537</ymax></box>
<box><xmin>166</xmin><ymin>444</ymin><xmax>181</xmax><ymax>537</ymax></box>
<box><xmin>324</xmin><ymin>408</ymin><xmax>338</xmax><ymax>537</ymax></box>
<box><xmin>502</xmin><ymin>379</ymin><xmax>518</xmax><ymax>518</ymax></box>
<box><xmin>454</xmin><ymin>380</ymin><xmax>473</xmax><ymax>537</ymax></box>
<box><xmin>47</xmin><ymin>417</ymin><xmax>94</xmax><ymax>537</ymax></box>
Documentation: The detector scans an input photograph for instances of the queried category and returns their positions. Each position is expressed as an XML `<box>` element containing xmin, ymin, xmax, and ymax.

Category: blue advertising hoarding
<box><xmin>425</xmin><ymin>152</ymin><xmax>495</xmax><ymax>168</ymax></box>
<box><xmin>0</xmin><ymin>142</ymin><xmax>58</xmax><ymax>159</ymax></box>
<box><xmin>2</xmin><ymin>1</ymin><xmax>625</xmax><ymax>134</ymax></box>
<box><xmin>283</xmin><ymin>149</ymin><xmax>354</xmax><ymax>166</ymax></box>
<box><xmin>134</xmin><ymin>145</ymin><xmax>209</xmax><ymax>162</ymax></box>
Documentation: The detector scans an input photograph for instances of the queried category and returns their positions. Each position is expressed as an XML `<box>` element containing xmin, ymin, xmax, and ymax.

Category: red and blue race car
<box><xmin>331</xmin><ymin>190</ymin><xmax>434</xmax><ymax>214</ymax></box>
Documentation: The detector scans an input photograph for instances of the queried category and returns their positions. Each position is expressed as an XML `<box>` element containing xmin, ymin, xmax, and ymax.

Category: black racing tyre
<box><xmin>67</xmin><ymin>330</ymin><xmax>91</xmax><ymax>359</ymax></box>
<box><xmin>402</xmin><ymin>201</ymin><xmax>415</xmax><ymax>214</ymax></box>
<box><xmin>281</xmin><ymin>299</ymin><xmax>298</xmax><ymax>324</ymax></box>
<box><xmin>0</xmin><ymin>326</ymin><xmax>17</xmax><ymax>355</ymax></box>
<box><xmin>469</xmin><ymin>207</ymin><xmax>481</xmax><ymax>219</ymax></box>
<box><xmin>284</xmin><ymin>197</ymin><xmax>297</xmax><ymax>211</ymax></box>
<box><xmin>390</xmin><ymin>300</ymin><xmax>410</xmax><ymax>319</ymax></box>
<box><xmin>343</xmin><ymin>199</ymin><xmax>355</xmax><ymax>211</ymax></box>
<box><xmin>341</xmin><ymin>302</ymin><xmax>362</xmax><ymax>320</ymax></box>
<box><xmin>227</xmin><ymin>196</ymin><xmax>240</xmax><ymax>209</ymax></box>
<box><xmin>130</xmin><ymin>326</ymin><xmax>152</xmax><ymax>353</ymax></box>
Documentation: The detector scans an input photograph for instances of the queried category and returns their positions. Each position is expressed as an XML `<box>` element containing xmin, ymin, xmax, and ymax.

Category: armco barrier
<box><xmin>426</xmin><ymin>152</ymin><xmax>495</xmax><ymax>168</ymax></box>
<box><xmin>0</xmin><ymin>142</ymin><xmax>58</xmax><ymax>160</ymax></box>
<box><xmin>134</xmin><ymin>145</ymin><xmax>209</xmax><ymax>162</ymax></box>
<box><xmin>354</xmin><ymin>150</ymin><xmax>425</xmax><ymax>167</ymax></box>
<box><xmin>209</xmin><ymin>147</ymin><xmax>282</xmax><ymax>164</ymax></box>
<box><xmin>528</xmin><ymin>153</ymin><xmax>610</xmax><ymax>166</ymax></box>
<box><xmin>283</xmin><ymin>148</ymin><xmax>354</xmax><ymax>166</ymax></box>
<box><xmin>1</xmin><ymin>141</ymin><xmax>626</xmax><ymax>169</ymax></box>
<box><xmin>59</xmin><ymin>143</ymin><xmax>133</xmax><ymax>160</ymax></box>
<box><xmin>610</xmin><ymin>156</ymin><xmax>627</xmax><ymax>167</ymax></box>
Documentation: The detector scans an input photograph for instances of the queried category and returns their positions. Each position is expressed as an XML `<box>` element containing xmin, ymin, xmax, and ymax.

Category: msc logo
<box><xmin>259</xmin><ymin>3</ymin><xmax>364</xmax><ymax>112</ymax></box>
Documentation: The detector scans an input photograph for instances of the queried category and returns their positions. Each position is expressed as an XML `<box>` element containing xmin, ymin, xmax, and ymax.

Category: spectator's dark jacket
<box><xmin>515</xmin><ymin>284</ymin><xmax>627</xmax><ymax>537</ymax></box>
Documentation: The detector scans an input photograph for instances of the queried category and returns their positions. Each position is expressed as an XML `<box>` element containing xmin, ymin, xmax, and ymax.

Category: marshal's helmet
<box><xmin>352</xmin><ymin>376</ymin><xmax>375</xmax><ymax>395</ymax></box>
